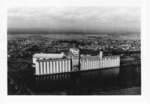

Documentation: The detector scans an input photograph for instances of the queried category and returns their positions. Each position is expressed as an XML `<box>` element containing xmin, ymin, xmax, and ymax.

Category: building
<box><xmin>32</xmin><ymin>48</ymin><xmax>120</xmax><ymax>76</ymax></box>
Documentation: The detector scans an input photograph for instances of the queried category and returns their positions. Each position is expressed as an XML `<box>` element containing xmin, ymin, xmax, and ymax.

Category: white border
<box><xmin>1</xmin><ymin>0</ymin><xmax>150</xmax><ymax>104</ymax></box>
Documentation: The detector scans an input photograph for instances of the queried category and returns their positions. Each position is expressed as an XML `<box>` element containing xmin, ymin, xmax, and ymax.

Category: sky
<box><xmin>7</xmin><ymin>0</ymin><xmax>141</xmax><ymax>34</ymax></box>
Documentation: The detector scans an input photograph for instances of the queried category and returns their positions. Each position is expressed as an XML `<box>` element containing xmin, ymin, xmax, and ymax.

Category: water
<box><xmin>31</xmin><ymin>64</ymin><xmax>141</xmax><ymax>95</ymax></box>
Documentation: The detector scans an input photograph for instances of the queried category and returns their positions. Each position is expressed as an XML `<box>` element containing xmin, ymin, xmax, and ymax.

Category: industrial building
<box><xmin>32</xmin><ymin>48</ymin><xmax>120</xmax><ymax>76</ymax></box>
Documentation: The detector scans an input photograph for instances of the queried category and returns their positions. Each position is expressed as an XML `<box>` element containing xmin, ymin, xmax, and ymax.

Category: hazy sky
<box><xmin>8</xmin><ymin>1</ymin><xmax>140</xmax><ymax>34</ymax></box>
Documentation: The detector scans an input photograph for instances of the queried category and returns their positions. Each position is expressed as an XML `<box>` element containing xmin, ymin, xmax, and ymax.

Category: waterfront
<box><xmin>31</xmin><ymin>64</ymin><xmax>141</xmax><ymax>95</ymax></box>
<box><xmin>8</xmin><ymin>54</ymin><xmax>141</xmax><ymax>95</ymax></box>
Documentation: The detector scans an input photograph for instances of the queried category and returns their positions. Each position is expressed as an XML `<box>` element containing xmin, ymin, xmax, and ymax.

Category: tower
<box><xmin>69</xmin><ymin>48</ymin><xmax>80</xmax><ymax>71</ymax></box>
<box><xmin>99</xmin><ymin>51</ymin><xmax>103</xmax><ymax>59</ymax></box>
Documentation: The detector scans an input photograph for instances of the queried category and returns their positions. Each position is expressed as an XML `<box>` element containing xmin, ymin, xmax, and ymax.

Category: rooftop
<box><xmin>33</xmin><ymin>52</ymin><xmax>65</xmax><ymax>58</ymax></box>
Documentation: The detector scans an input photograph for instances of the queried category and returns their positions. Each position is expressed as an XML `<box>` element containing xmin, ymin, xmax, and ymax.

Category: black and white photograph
<box><xmin>7</xmin><ymin>0</ymin><xmax>141</xmax><ymax>95</ymax></box>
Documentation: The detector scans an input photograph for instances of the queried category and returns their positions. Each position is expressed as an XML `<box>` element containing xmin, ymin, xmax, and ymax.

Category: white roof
<box><xmin>33</xmin><ymin>53</ymin><xmax>64</xmax><ymax>58</ymax></box>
